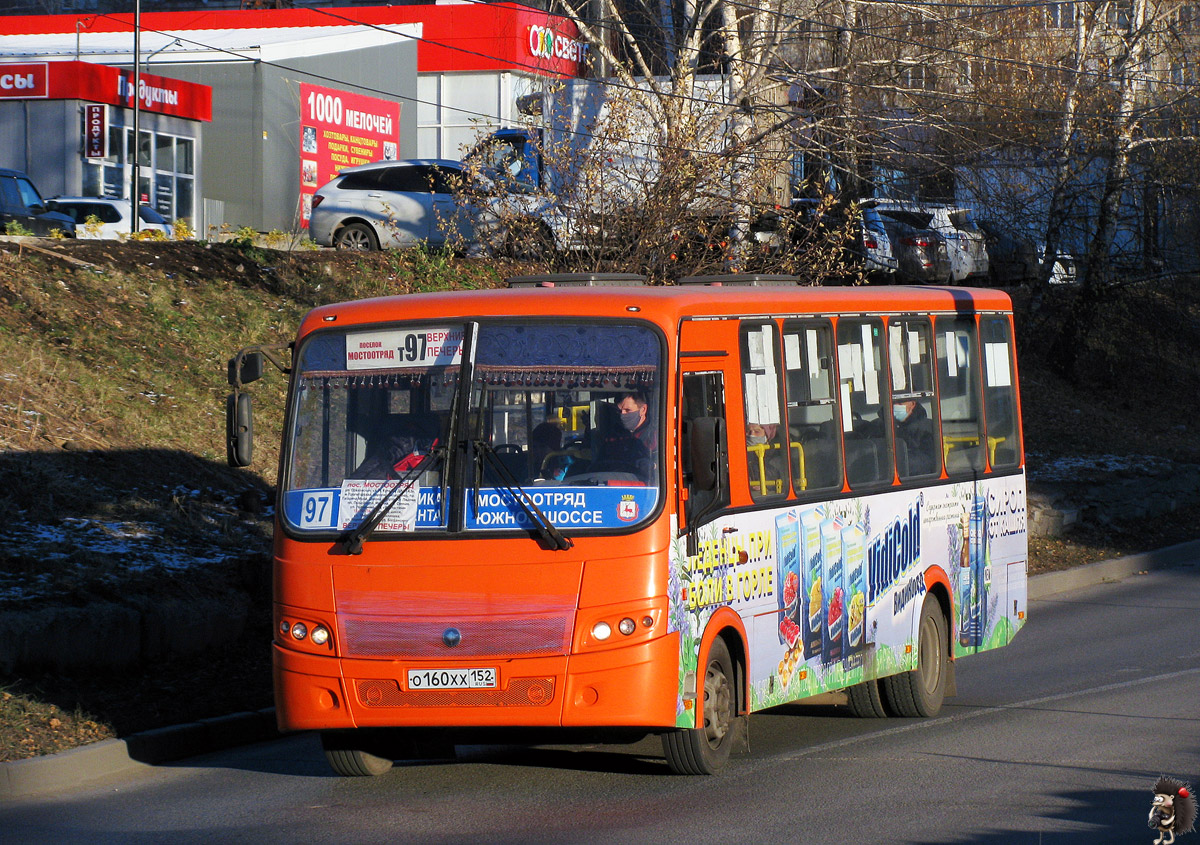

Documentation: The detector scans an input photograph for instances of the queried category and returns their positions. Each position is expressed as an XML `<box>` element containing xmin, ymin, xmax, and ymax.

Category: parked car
<box><xmin>47</xmin><ymin>196</ymin><xmax>173</xmax><ymax>239</ymax></box>
<box><xmin>876</xmin><ymin>201</ymin><xmax>988</xmax><ymax>283</ymax></box>
<box><xmin>978</xmin><ymin>219</ymin><xmax>1080</xmax><ymax>286</ymax></box>
<box><xmin>309</xmin><ymin>159</ymin><xmax>478</xmax><ymax>251</ymax></box>
<box><xmin>876</xmin><ymin>210</ymin><xmax>952</xmax><ymax>284</ymax></box>
<box><xmin>761</xmin><ymin>198</ymin><xmax>898</xmax><ymax>281</ymax></box>
<box><xmin>0</xmin><ymin>168</ymin><xmax>75</xmax><ymax>238</ymax></box>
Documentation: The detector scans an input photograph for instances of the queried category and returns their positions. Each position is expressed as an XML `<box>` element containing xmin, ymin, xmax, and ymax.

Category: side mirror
<box><xmin>226</xmin><ymin>392</ymin><xmax>254</xmax><ymax>467</ymax></box>
<box><xmin>228</xmin><ymin>350</ymin><xmax>264</xmax><ymax>387</ymax></box>
<box><xmin>689</xmin><ymin>416</ymin><xmax>723</xmax><ymax>492</ymax></box>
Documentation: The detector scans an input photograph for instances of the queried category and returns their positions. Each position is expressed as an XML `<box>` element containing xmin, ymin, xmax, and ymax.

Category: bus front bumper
<box><xmin>273</xmin><ymin>633</ymin><xmax>679</xmax><ymax>733</ymax></box>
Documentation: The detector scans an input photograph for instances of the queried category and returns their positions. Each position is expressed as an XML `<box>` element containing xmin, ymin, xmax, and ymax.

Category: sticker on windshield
<box><xmin>346</xmin><ymin>327</ymin><xmax>464</xmax><ymax>370</ymax></box>
<box><xmin>338</xmin><ymin>479</ymin><xmax>419</xmax><ymax>531</ymax></box>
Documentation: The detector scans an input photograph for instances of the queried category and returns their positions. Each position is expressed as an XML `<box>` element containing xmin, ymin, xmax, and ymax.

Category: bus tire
<box><xmin>845</xmin><ymin>679</ymin><xmax>889</xmax><ymax>718</ymax></box>
<box><xmin>881</xmin><ymin>595</ymin><xmax>948</xmax><ymax>718</ymax></box>
<box><xmin>321</xmin><ymin>731</ymin><xmax>394</xmax><ymax>777</ymax></box>
<box><xmin>661</xmin><ymin>637</ymin><xmax>737</xmax><ymax>775</ymax></box>
<box><xmin>334</xmin><ymin>222</ymin><xmax>379</xmax><ymax>251</ymax></box>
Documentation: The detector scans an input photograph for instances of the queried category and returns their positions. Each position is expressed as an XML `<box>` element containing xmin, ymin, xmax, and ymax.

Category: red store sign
<box><xmin>0</xmin><ymin>60</ymin><xmax>211</xmax><ymax>121</ymax></box>
<box><xmin>0</xmin><ymin>63</ymin><xmax>48</xmax><ymax>98</ymax></box>
<box><xmin>84</xmin><ymin>104</ymin><xmax>107</xmax><ymax>158</ymax></box>
<box><xmin>298</xmin><ymin>82</ymin><xmax>401</xmax><ymax>227</ymax></box>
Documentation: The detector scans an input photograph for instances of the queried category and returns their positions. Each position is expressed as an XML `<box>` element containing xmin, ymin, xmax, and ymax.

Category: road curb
<box><xmin>1027</xmin><ymin>538</ymin><xmax>1200</xmax><ymax>599</ymax></box>
<box><xmin>1</xmin><ymin>708</ymin><xmax>278</xmax><ymax>801</ymax></box>
<box><xmin>4</xmin><ymin>539</ymin><xmax>1199</xmax><ymax>801</ymax></box>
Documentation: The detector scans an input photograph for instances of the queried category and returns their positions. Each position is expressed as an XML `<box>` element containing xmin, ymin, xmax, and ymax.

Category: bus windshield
<box><xmin>281</xmin><ymin>320</ymin><xmax>663</xmax><ymax>537</ymax></box>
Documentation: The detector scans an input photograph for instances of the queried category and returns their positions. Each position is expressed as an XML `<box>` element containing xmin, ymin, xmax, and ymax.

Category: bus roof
<box><xmin>296</xmin><ymin>284</ymin><xmax>1014</xmax><ymax>339</ymax></box>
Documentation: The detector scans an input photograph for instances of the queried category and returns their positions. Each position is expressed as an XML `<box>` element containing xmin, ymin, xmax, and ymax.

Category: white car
<box><xmin>47</xmin><ymin>197</ymin><xmax>173</xmax><ymax>239</ymax></box>
<box><xmin>308</xmin><ymin>159</ymin><xmax>477</xmax><ymax>251</ymax></box>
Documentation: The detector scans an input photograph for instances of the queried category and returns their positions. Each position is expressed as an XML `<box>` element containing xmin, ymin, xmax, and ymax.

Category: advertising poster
<box><xmin>667</xmin><ymin>474</ymin><xmax>1028</xmax><ymax>726</ymax></box>
<box><xmin>298</xmin><ymin>82</ymin><xmax>401</xmax><ymax>227</ymax></box>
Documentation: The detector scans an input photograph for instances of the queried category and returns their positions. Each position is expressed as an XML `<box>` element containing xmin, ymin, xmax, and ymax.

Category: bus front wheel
<box><xmin>662</xmin><ymin>637</ymin><xmax>737</xmax><ymax>775</ymax></box>
<box><xmin>881</xmin><ymin>595</ymin><xmax>948</xmax><ymax>717</ymax></box>
<box><xmin>321</xmin><ymin>731</ymin><xmax>394</xmax><ymax>777</ymax></box>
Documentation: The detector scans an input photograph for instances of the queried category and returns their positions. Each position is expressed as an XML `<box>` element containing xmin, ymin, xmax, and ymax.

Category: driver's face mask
<box><xmin>620</xmin><ymin>409</ymin><xmax>641</xmax><ymax>431</ymax></box>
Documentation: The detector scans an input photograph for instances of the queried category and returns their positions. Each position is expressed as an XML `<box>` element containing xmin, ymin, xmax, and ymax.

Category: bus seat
<box><xmin>895</xmin><ymin>437</ymin><xmax>910</xmax><ymax>478</ymax></box>
<box><xmin>845</xmin><ymin>439</ymin><xmax>882</xmax><ymax>486</ymax></box>
<box><xmin>792</xmin><ymin>438</ymin><xmax>838</xmax><ymax>491</ymax></box>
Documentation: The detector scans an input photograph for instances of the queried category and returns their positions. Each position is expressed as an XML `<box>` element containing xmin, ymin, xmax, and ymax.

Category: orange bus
<box><xmin>227</xmin><ymin>273</ymin><xmax>1027</xmax><ymax>776</ymax></box>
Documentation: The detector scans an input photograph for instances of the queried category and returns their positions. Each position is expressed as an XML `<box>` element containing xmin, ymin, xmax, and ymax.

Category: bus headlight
<box><xmin>591</xmin><ymin>621</ymin><xmax>612</xmax><ymax>641</ymax></box>
<box><xmin>310</xmin><ymin>625</ymin><xmax>330</xmax><ymax>646</ymax></box>
<box><xmin>290</xmin><ymin>622</ymin><xmax>308</xmax><ymax>640</ymax></box>
<box><xmin>618</xmin><ymin>617</ymin><xmax>636</xmax><ymax>636</ymax></box>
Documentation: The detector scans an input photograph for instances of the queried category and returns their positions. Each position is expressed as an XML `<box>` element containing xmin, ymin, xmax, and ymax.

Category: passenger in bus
<box><xmin>893</xmin><ymin>399</ymin><xmax>938</xmax><ymax>476</ymax></box>
<box><xmin>350</xmin><ymin>412</ymin><xmax>442</xmax><ymax>479</ymax></box>
<box><xmin>528</xmin><ymin>420</ymin><xmax>564</xmax><ymax>479</ymax></box>
<box><xmin>589</xmin><ymin>402</ymin><xmax>653</xmax><ymax>481</ymax></box>
<box><xmin>617</xmin><ymin>391</ymin><xmax>658</xmax><ymax>453</ymax></box>
<box><xmin>748</xmin><ymin>423</ymin><xmax>787</xmax><ymax>495</ymax></box>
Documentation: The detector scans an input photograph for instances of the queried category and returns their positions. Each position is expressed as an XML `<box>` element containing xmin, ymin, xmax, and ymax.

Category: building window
<box><xmin>1047</xmin><ymin>2</ymin><xmax>1076</xmax><ymax>29</ymax></box>
<box><xmin>81</xmin><ymin>124</ymin><xmax>196</xmax><ymax>225</ymax></box>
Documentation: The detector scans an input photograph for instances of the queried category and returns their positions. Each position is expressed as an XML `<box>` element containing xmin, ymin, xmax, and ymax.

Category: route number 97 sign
<box><xmin>346</xmin><ymin>328</ymin><xmax>465</xmax><ymax>370</ymax></box>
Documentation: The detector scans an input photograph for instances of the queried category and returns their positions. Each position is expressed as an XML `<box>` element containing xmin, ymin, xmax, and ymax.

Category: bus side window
<box><xmin>782</xmin><ymin>320</ymin><xmax>843</xmax><ymax>495</ymax></box>
<box><xmin>741</xmin><ymin>322</ymin><xmax>788</xmax><ymax>502</ymax></box>
<box><xmin>836</xmin><ymin>317</ymin><xmax>892</xmax><ymax>488</ymax></box>
<box><xmin>681</xmin><ymin>371</ymin><xmax>729</xmax><ymax>524</ymax></box>
<box><xmin>888</xmin><ymin>318</ymin><xmax>941</xmax><ymax>480</ymax></box>
<box><xmin>981</xmin><ymin>316</ymin><xmax>1022</xmax><ymax>469</ymax></box>
<box><xmin>936</xmin><ymin>317</ymin><xmax>985</xmax><ymax>476</ymax></box>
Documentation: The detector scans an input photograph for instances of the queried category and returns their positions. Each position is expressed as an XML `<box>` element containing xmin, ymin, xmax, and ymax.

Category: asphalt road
<box><xmin>3</xmin><ymin>563</ymin><xmax>1198</xmax><ymax>845</ymax></box>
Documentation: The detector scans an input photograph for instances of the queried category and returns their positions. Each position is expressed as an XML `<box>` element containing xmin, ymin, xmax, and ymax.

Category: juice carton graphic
<box><xmin>841</xmin><ymin>522</ymin><xmax>867</xmax><ymax>670</ymax></box>
<box><xmin>819</xmin><ymin>514</ymin><xmax>845</xmax><ymax>665</ymax></box>
<box><xmin>775</xmin><ymin>510</ymin><xmax>802</xmax><ymax>648</ymax></box>
<box><xmin>799</xmin><ymin>505</ymin><xmax>826</xmax><ymax>660</ymax></box>
<box><xmin>959</xmin><ymin>494</ymin><xmax>991</xmax><ymax>647</ymax></box>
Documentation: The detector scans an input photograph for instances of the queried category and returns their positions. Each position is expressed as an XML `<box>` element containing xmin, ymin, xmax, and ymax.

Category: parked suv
<box><xmin>308</xmin><ymin>159</ymin><xmax>477</xmax><ymax>251</ymax></box>
<box><xmin>876</xmin><ymin>201</ymin><xmax>988</xmax><ymax>283</ymax></box>
<box><xmin>0</xmin><ymin>168</ymin><xmax>75</xmax><ymax>237</ymax></box>
<box><xmin>875</xmin><ymin>208</ymin><xmax>952</xmax><ymax>284</ymax></box>
<box><xmin>47</xmin><ymin>196</ymin><xmax>173</xmax><ymax>239</ymax></box>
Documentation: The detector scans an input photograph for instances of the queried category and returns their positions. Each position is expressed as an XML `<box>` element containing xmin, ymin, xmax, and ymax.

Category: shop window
<box><xmin>176</xmin><ymin>139</ymin><xmax>194</xmax><ymax>175</ymax></box>
<box><xmin>156</xmin><ymin>134</ymin><xmax>175</xmax><ymax>172</ymax></box>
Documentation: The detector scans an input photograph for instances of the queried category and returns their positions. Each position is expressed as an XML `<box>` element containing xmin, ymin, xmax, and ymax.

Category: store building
<box><xmin>0</xmin><ymin>3</ymin><xmax>584</xmax><ymax>233</ymax></box>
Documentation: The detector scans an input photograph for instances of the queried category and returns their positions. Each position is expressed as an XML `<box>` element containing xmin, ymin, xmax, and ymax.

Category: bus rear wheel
<box><xmin>662</xmin><ymin>637</ymin><xmax>737</xmax><ymax>775</ymax></box>
<box><xmin>846</xmin><ymin>679</ymin><xmax>890</xmax><ymax>718</ymax></box>
<box><xmin>321</xmin><ymin>731</ymin><xmax>394</xmax><ymax>777</ymax></box>
<box><xmin>881</xmin><ymin>595</ymin><xmax>948</xmax><ymax>717</ymax></box>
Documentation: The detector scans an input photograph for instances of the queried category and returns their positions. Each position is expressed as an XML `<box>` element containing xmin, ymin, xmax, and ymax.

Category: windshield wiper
<box><xmin>342</xmin><ymin>447</ymin><xmax>445</xmax><ymax>555</ymax></box>
<box><xmin>474</xmin><ymin>439</ymin><xmax>573</xmax><ymax>551</ymax></box>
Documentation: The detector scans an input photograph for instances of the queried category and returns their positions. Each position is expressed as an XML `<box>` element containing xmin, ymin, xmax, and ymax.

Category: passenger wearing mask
<box><xmin>617</xmin><ymin>391</ymin><xmax>658</xmax><ymax>453</ymax></box>
<box><xmin>893</xmin><ymin>398</ymin><xmax>938</xmax><ymax>476</ymax></box>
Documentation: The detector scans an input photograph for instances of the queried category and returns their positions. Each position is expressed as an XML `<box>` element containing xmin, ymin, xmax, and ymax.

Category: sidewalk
<box><xmin>4</xmin><ymin>538</ymin><xmax>1199</xmax><ymax>801</ymax></box>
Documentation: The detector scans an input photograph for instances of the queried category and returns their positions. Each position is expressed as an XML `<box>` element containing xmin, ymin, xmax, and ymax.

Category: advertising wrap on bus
<box><xmin>227</xmin><ymin>280</ymin><xmax>1028</xmax><ymax>778</ymax></box>
<box><xmin>667</xmin><ymin>475</ymin><xmax>1026</xmax><ymax>725</ymax></box>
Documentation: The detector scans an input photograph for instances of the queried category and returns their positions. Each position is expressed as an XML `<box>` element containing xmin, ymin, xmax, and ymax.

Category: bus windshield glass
<box><xmin>281</xmin><ymin>321</ymin><xmax>662</xmax><ymax>536</ymax></box>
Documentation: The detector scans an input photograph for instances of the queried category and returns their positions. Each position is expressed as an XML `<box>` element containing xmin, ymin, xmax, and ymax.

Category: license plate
<box><xmin>407</xmin><ymin>667</ymin><xmax>497</xmax><ymax>690</ymax></box>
